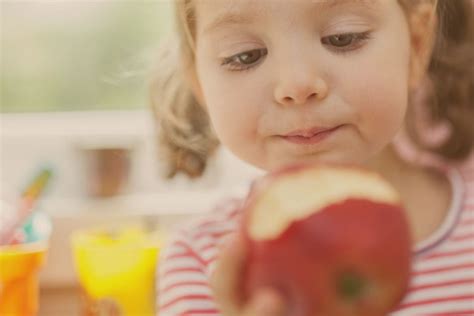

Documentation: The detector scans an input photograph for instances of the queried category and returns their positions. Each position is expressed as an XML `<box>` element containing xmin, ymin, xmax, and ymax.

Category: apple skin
<box><xmin>240</xmin><ymin>163</ymin><xmax>412</xmax><ymax>316</ymax></box>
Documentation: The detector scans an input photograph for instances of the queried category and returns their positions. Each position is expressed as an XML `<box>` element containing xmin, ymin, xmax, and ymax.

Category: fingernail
<box><xmin>254</xmin><ymin>291</ymin><xmax>280</xmax><ymax>315</ymax></box>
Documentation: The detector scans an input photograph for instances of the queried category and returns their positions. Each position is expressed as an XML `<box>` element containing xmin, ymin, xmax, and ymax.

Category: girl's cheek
<box><xmin>337</xmin><ymin>46</ymin><xmax>408</xmax><ymax>127</ymax></box>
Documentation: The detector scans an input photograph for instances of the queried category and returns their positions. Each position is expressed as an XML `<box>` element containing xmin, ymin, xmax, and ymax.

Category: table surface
<box><xmin>39</xmin><ymin>286</ymin><xmax>80</xmax><ymax>316</ymax></box>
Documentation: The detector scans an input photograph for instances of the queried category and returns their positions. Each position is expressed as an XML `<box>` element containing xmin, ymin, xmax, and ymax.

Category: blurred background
<box><xmin>2</xmin><ymin>0</ymin><xmax>171</xmax><ymax>113</ymax></box>
<box><xmin>1</xmin><ymin>1</ymin><xmax>261</xmax><ymax>315</ymax></box>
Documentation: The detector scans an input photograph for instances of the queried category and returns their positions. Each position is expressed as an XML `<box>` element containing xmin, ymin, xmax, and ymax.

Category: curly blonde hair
<box><xmin>402</xmin><ymin>0</ymin><xmax>474</xmax><ymax>159</ymax></box>
<box><xmin>150</xmin><ymin>0</ymin><xmax>474</xmax><ymax>178</ymax></box>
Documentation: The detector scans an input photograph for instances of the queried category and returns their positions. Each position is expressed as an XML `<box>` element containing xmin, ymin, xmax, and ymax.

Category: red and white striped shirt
<box><xmin>157</xmin><ymin>160</ymin><xmax>474</xmax><ymax>316</ymax></box>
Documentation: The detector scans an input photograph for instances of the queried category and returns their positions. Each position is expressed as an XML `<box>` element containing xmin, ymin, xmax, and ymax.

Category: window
<box><xmin>1</xmin><ymin>0</ymin><xmax>173</xmax><ymax>112</ymax></box>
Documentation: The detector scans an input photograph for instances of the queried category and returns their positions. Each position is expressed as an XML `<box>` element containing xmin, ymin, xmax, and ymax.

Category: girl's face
<box><xmin>193</xmin><ymin>0</ymin><xmax>413</xmax><ymax>171</ymax></box>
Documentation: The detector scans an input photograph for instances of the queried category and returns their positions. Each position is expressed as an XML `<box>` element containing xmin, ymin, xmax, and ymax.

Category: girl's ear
<box><xmin>184</xmin><ymin>63</ymin><xmax>207</xmax><ymax>109</ymax></box>
<box><xmin>407</xmin><ymin>2</ymin><xmax>438</xmax><ymax>91</ymax></box>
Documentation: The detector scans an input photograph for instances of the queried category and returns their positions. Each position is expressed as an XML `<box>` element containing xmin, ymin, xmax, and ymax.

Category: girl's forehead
<box><xmin>195</xmin><ymin>0</ymin><xmax>382</xmax><ymax>34</ymax></box>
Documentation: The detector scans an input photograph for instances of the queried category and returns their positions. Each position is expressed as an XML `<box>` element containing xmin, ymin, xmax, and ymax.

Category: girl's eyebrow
<box><xmin>202</xmin><ymin>9</ymin><xmax>258</xmax><ymax>35</ymax></box>
<box><xmin>202</xmin><ymin>0</ymin><xmax>378</xmax><ymax>35</ymax></box>
<box><xmin>313</xmin><ymin>0</ymin><xmax>377</xmax><ymax>8</ymax></box>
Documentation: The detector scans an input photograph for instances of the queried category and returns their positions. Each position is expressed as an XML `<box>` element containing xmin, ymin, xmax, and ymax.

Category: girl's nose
<box><xmin>274</xmin><ymin>73</ymin><xmax>328</xmax><ymax>107</ymax></box>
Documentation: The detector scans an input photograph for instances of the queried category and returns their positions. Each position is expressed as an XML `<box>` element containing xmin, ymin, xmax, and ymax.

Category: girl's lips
<box><xmin>280</xmin><ymin>125</ymin><xmax>343</xmax><ymax>145</ymax></box>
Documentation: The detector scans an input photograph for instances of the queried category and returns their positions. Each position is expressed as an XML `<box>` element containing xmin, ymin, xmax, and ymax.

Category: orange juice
<box><xmin>71</xmin><ymin>226</ymin><xmax>164</xmax><ymax>316</ymax></box>
<box><xmin>0</xmin><ymin>242</ymin><xmax>48</xmax><ymax>316</ymax></box>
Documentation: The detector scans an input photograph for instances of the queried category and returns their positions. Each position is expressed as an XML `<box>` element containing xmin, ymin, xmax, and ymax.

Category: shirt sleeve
<box><xmin>157</xmin><ymin>232</ymin><xmax>221</xmax><ymax>316</ymax></box>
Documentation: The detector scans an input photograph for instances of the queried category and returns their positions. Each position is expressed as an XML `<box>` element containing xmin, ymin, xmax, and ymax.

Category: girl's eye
<box><xmin>325</xmin><ymin>34</ymin><xmax>354</xmax><ymax>47</ymax></box>
<box><xmin>221</xmin><ymin>48</ymin><xmax>268</xmax><ymax>71</ymax></box>
<box><xmin>321</xmin><ymin>32</ymin><xmax>371</xmax><ymax>52</ymax></box>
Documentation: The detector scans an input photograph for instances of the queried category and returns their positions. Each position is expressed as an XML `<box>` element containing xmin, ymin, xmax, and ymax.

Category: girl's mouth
<box><xmin>280</xmin><ymin>125</ymin><xmax>343</xmax><ymax>145</ymax></box>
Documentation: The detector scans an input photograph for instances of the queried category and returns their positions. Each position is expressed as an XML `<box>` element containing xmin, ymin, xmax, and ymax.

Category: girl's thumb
<box><xmin>245</xmin><ymin>288</ymin><xmax>287</xmax><ymax>316</ymax></box>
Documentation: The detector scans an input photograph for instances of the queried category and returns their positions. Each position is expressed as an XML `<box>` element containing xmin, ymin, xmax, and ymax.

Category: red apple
<box><xmin>240</xmin><ymin>163</ymin><xmax>412</xmax><ymax>316</ymax></box>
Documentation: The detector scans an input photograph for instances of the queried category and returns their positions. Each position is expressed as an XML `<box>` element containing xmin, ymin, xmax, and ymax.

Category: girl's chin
<box><xmin>266</xmin><ymin>153</ymin><xmax>366</xmax><ymax>172</ymax></box>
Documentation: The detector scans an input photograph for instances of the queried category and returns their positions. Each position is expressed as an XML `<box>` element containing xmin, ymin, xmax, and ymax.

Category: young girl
<box><xmin>151</xmin><ymin>0</ymin><xmax>474</xmax><ymax>315</ymax></box>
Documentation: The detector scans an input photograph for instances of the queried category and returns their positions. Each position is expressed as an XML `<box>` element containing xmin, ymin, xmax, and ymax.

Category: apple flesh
<box><xmin>240</xmin><ymin>163</ymin><xmax>412</xmax><ymax>316</ymax></box>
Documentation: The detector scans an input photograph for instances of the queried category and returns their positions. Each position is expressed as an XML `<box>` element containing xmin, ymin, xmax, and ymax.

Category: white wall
<box><xmin>1</xmin><ymin>110</ymin><xmax>262</xmax><ymax>196</ymax></box>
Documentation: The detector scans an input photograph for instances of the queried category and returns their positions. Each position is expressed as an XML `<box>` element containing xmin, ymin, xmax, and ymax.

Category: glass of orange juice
<box><xmin>71</xmin><ymin>225</ymin><xmax>164</xmax><ymax>316</ymax></box>
<box><xmin>0</xmin><ymin>212</ymin><xmax>51</xmax><ymax>316</ymax></box>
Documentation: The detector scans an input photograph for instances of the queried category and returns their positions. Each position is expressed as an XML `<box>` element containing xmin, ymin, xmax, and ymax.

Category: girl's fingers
<box><xmin>243</xmin><ymin>288</ymin><xmax>287</xmax><ymax>316</ymax></box>
<box><xmin>211</xmin><ymin>234</ymin><xmax>247</xmax><ymax>315</ymax></box>
<box><xmin>211</xmin><ymin>234</ymin><xmax>288</xmax><ymax>316</ymax></box>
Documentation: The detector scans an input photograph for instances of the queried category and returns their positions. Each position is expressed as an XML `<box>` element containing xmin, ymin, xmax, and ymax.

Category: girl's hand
<box><xmin>211</xmin><ymin>234</ymin><xmax>287</xmax><ymax>316</ymax></box>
